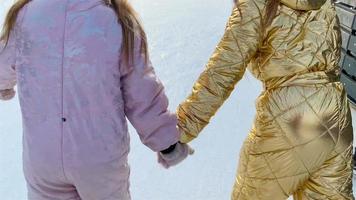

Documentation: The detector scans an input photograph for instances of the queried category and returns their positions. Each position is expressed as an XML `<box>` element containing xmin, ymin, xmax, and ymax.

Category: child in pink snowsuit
<box><xmin>0</xmin><ymin>0</ymin><xmax>191</xmax><ymax>199</ymax></box>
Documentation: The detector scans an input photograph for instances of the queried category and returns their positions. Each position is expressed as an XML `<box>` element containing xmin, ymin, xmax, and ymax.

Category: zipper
<box><xmin>60</xmin><ymin>0</ymin><xmax>70</xmax><ymax>181</ymax></box>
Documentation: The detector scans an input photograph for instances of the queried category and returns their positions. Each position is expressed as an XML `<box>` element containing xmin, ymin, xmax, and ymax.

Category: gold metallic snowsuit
<box><xmin>177</xmin><ymin>0</ymin><xmax>354</xmax><ymax>199</ymax></box>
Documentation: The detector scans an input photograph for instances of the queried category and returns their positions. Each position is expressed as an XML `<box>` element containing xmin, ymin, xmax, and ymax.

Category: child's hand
<box><xmin>0</xmin><ymin>88</ymin><xmax>15</xmax><ymax>101</ymax></box>
<box><xmin>157</xmin><ymin>142</ymin><xmax>194</xmax><ymax>169</ymax></box>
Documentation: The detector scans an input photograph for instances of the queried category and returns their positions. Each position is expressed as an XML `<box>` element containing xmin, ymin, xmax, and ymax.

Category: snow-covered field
<box><xmin>0</xmin><ymin>0</ymin><xmax>355</xmax><ymax>199</ymax></box>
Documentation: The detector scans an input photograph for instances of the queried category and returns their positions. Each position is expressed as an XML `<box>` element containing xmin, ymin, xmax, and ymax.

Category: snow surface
<box><xmin>0</xmin><ymin>0</ymin><xmax>355</xmax><ymax>199</ymax></box>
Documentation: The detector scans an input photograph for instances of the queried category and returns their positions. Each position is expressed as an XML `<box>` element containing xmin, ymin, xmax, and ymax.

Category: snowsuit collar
<box><xmin>280</xmin><ymin>0</ymin><xmax>327</xmax><ymax>10</ymax></box>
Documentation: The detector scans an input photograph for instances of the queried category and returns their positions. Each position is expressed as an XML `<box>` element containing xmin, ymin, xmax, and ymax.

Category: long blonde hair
<box><xmin>107</xmin><ymin>0</ymin><xmax>148</xmax><ymax>62</ymax></box>
<box><xmin>0</xmin><ymin>0</ymin><xmax>148</xmax><ymax>62</ymax></box>
<box><xmin>0</xmin><ymin>0</ymin><xmax>28</xmax><ymax>46</ymax></box>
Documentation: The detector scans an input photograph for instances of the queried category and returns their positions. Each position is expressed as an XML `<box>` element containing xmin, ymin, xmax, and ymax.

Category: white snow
<box><xmin>0</xmin><ymin>0</ymin><xmax>356</xmax><ymax>199</ymax></box>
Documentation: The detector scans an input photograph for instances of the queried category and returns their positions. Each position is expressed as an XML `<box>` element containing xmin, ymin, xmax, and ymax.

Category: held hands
<box><xmin>0</xmin><ymin>88</ymin><xmax>15</xmax><ymax>101</ymax></box>
<box><xmin>158</xmin><ymin>142</ymin><xmax>194</xmax><ymax>169</ymax></box>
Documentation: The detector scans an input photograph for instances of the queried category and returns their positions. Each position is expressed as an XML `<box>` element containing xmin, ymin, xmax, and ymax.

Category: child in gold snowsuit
<box><xmin>177</xmin><ymin>0</ymin><xmax>354</xmax><ymax>199</ymax></box>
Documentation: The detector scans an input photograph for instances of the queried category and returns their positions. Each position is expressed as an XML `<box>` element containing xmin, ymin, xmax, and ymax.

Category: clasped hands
<box><xmin>157</xmin><ymin>142</ymin><xmax>194</xmax><ymax>169</ymax></box>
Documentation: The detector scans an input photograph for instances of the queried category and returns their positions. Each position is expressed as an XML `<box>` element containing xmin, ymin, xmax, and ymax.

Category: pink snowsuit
<box><xmin>0</xmin><ymin>0</ymin><xmax>179</xmax><ymax>199</ymax></box>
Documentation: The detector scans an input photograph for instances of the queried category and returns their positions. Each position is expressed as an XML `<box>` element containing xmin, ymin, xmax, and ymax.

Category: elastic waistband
<box><xmin>263</xmin><ymin>71</ymin><xmax>341</xmax><ymax>90</ymax></box>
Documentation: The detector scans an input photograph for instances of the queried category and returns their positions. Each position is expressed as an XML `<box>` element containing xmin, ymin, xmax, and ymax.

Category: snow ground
<box><xmin>0</xmin><ymin>0</ymin><xmax>356</xmax><ymax>199</ymax></box>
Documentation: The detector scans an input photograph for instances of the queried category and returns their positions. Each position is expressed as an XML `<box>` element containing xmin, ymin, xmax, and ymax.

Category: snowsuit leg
<box><xmin>231</xmin><ymin>86</ymin><xmax>354</xmax><ymax>200</ymax></box>
<box><xmin>27</xmin><ymin>181</ymin><xmax>81</xmax><ymax>200</ymax></box>
<box><xmin>25</xmin><ymin>155</ymin><xmax>131</xmax><ymax>200</ymax></box>
<box><xmin>293</xmin><ymin>96</ymin><xmax>354</xmax><ymax>200</ymax></box>
<box><xmin>292</xmin><ymin>145</ymin><xmax>353</xmax><ymax>200</ymax></box>
<box><xmin>232</xmin><ymin>126</ymin><xmax>353</xmax><ymax>200</ymax></box>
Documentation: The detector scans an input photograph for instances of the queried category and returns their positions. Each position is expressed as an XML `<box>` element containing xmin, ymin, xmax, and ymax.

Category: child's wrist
<box><xmin>160</xmin><ymin>143</ymin><xmax>177</xmax><ymax>154</ymax></box>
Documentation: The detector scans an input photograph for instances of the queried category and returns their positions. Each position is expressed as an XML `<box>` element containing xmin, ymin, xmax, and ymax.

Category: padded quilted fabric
<box><xmin>177</xmin><ymin>0</ymin><xmax>354</xmax><ymax>199</ymax></box>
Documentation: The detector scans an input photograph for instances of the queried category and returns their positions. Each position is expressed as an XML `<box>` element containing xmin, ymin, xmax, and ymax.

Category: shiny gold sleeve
<box><xmin>177</xmin><ymin>0</ymin><xmax>264</xmax><ymax>143</ymax></box>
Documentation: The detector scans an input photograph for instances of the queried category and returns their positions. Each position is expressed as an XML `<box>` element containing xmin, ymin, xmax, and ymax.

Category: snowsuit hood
<box><xmin>281</xmin><ymin>0</ymin><xmax>327</xmax><ymax>10</ymax></box>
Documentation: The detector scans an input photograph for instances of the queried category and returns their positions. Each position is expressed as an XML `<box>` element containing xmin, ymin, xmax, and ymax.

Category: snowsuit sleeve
<box><xmin>0</xmin><ymin>33</ymin><xmax>17</xmax><ymax>92</ymax></box>
<box><xmin>120</xmin><ymin>39</ymin><xmax>179</xmax><ymax>152</ymax></box>
<box><xmin>177</xmin><ymin>0</ymin><xmax>264</xmax><ymax>143</ymax></box>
